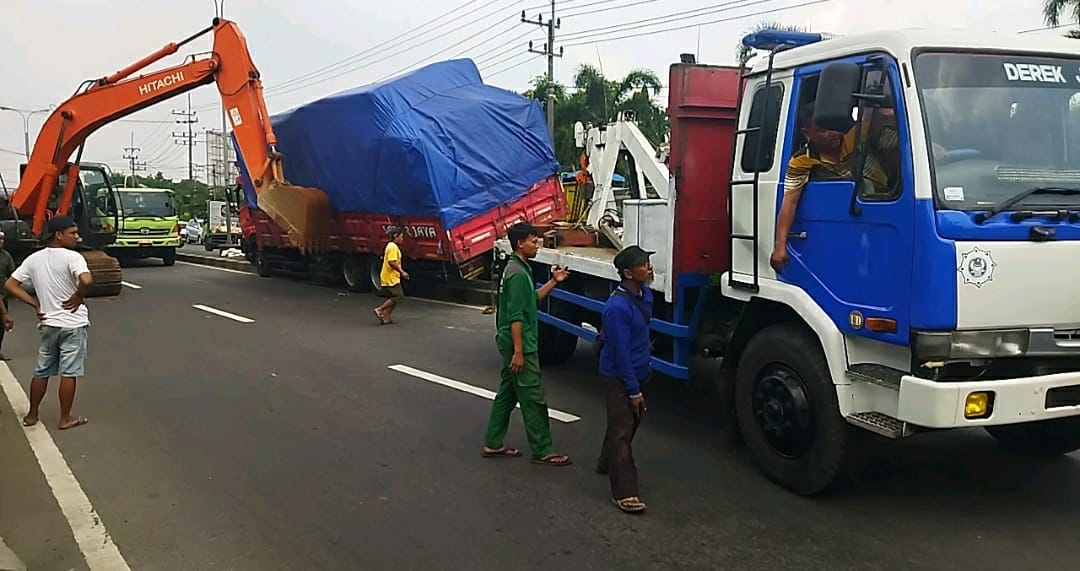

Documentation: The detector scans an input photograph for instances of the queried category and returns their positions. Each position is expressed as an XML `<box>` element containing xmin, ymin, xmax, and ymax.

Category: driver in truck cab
<box><xmin>771</xmin><ymin>101</ymin><xmax>900</xmax><ymax>272</ymax></box>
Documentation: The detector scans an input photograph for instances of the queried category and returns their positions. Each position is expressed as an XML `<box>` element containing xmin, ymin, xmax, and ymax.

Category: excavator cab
<box><xmin>9</xmin><ymin>161</ymin><xmax>124</xmax><ymax>296</ymax></box>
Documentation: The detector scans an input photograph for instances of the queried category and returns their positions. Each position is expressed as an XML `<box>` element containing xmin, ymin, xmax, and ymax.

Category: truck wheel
<box><xmin>734</xmin><ymin>323</ymin><xmax>854</xmax><ymax>496</ymax></box>
<box><xmin>538</xmin><ymin>322</ymin><xmax>577</xmax><ymax>366</ymax></box>
<box><xmin>368</xmin><ymin>256</ymin><xmax>385</xmax><ymax>295</ymax></box>
<box><xmin>342</xmin><ymin>256</ymin><xmax>371</xmax><ymax>292</ymax></box>
<box><xmin>162</xmin><ymin>249</ymin><xmax>176</xmax><ymax>266</ymax></box>
<box><xmin>986</xmin><ymin>417</ymin><xmax>1080</xmax><ymax>456</ymax></box>
<box><xmin>204</xmin><ymin>241</ymin><xmax>214</xmax><ymax>252</ymax></box>
<box><xmin>254</xmin><ymin>249</ymin><xmax>273</xmax><ymax>278</ymax></box>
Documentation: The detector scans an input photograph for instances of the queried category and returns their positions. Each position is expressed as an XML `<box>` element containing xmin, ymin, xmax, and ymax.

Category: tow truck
<box><xmin>497</xmin><ymin>29</ymin><xmax>1080</xmax><ymax>495</ymax></box>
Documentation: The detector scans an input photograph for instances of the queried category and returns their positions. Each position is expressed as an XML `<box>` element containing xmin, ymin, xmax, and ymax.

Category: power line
<box><xmin>265</xmin><ymin>0</ymin><xmax>527</xmax><ymax>102</ymax></box>
<box><xmin>559</xmin><ymin>0</ymin><xmax>766</xmax><ymax>41</ymax></box>
<box><xmin>562</xmin><ymin>0</ymin><xmax>661</xmax><ymax>19</ymax></box>
<box><xmin>485</xmin><ymin>54</ymin><xmax>543</xmax><ymax>79</ymax></box>
<box><xmin>261</xmin><ymin>0</ymin><xmax>489</xmax><ymax>95</ymax></box>
<box><xmin>560</xmin><ymin>0</ymin><xmax>835</xmax><ymax>48</ymax></box>
<box><xmin>474</xmin><ymin>29</ymin><xmax>545</xmax><ymax>65</ymax></box>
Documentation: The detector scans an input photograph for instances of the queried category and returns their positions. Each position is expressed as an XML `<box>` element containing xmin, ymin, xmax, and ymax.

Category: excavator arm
<box><xmin>13</xmin><ymin>18</ymin><xmax>329</xmax><ymax>251</ymax></box>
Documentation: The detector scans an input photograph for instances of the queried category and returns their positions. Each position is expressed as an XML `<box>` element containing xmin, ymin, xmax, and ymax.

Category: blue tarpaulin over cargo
<box><xmin>234</xmin><ymin>59</ymin><xmax>558</xmax><ymax>230</ymax></box>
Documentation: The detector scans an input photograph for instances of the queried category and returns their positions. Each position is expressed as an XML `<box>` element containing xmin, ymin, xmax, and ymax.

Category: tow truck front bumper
<box><xmin>898</xmin><ymin>371</ymin><xmax>1080</xmax><ymax>428</ymax></box>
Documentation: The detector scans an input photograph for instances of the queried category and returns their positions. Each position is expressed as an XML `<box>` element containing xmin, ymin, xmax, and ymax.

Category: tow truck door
<box><xmin>779</xmin><ymin>56</ymin><xmax>915</xmax><ymax>346</ymax></box>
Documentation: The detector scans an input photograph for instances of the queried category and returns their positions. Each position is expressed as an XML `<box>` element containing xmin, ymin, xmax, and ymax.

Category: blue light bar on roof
<box><xmin>741</xmin><ymin>29</ymin><xmax>825</xmax><ymax>51</ymax></box>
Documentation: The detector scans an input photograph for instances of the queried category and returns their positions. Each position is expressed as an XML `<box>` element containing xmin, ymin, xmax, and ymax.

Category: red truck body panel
<box><xmin>243</xmin><ymin>175</ymin><xmax>565</xmax><ymax>276</ymax></box>
<box><xmin>667</xmin><ymin>63</ymin><xmax>743</xmax><ymax>281</ymax></box>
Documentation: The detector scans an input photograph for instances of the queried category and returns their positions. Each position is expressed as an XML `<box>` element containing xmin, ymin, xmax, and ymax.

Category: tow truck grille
<box><xmin>1054</xmin><ymin>329</ymin><xmax>1080</xmax><ymax>342</ymax></box>
<box><xmin>121</xmin><ymin>228</ymin><xmax>170</xmax><ymax>237</ymax></box>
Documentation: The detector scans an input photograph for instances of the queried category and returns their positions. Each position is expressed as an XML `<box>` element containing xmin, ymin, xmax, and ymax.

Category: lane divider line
<box><xmin>120</xmin><ymin>281</ymin><xmax>141</xmax><ymax>289</ymax></box>
<box><xmin>177</xmin><ymin>261</ymin><xmax>253</xmax><ymax>276</ymax></box>
<box><xmin>192</xmin><ymin>304</ymin><xmax>254</xmax><ymax>323</ymax></box>
<box><xmin>0</xmin><ymin>364</ymin><xmax>131</xmax><ymax>571</ymax></box>
<box><xmin>388</xmin><ymin>364</ymin><xmax>581</xmax><ymax>423</ymax></box>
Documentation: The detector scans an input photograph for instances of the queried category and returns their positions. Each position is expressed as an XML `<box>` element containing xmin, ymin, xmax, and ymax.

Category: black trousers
<box><xmin>597</xmin><ymin>375</ymin><xmax>647</xmax><ymax>499</ymax></box>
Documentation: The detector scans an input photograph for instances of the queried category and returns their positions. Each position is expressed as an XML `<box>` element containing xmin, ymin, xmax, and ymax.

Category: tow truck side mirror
<box><xmin>814</xmin><ymin>62</ymin><xmax>862</xmax><ymax>132</ymax></box>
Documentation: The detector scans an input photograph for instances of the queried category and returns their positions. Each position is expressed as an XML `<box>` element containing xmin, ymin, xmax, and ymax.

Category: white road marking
<box><xmin>0</xmin><ymin>535</ymin><xmax>26</xmax><ymax>571</ymax></box>
<box><xmin>0</xmin><ymin>364</ymin><xmax>131</xmax><ymax>571</ymax></box>
<box><xmin>411</xmin><ymin>297</ymin><xmax>488</xmax><ymax>311</ymax></box>
<box><xmin>388</xmin><ymin>364</ymin><xmax>581</xmax><ymax>423</ymax></box>
<box><xmin>192</xmin><ymin>304</ymin><xmax>254</xmax><ymax>323</ymax></box>
<box><xmin>120</xmin><ymin>281</ymin><xmax>141</xmax><ymax>289</ymax></box>
<box><xmin>177</xmin><ymin>261</ymin><xmax>253</xmax><ymax>275</ymax></box>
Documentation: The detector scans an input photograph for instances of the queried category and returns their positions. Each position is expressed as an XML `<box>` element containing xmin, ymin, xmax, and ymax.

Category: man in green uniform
<box><xmin>0</xmin><ymin>231</ymin><xmax>15</xmax><ymax>360</ymax></box>
<box><xmin>482</xmin><ymin>222</ymin><xmax>572</xmax><ymax>466</ymax></box>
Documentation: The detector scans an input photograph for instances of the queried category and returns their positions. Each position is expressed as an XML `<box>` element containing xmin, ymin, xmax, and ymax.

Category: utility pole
<box><xmin>172</xmin><ymin>94</ymin><xmax>199</xmax><ymax>181</ymax></box>
<box><xmin>122</xmin><ymin>133</ymin><xmax>146</xmax><ymax>185</ymax></box>
<box><xmin>523</xmin><ymin>1</ymin><xmax>562</xmax><ymax>137</ymax></box>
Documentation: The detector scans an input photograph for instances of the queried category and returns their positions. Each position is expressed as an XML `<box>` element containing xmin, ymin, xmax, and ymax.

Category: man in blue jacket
<box><xmin>597</xmin><ymin>245</ymin><xmax>654</xmax><ymax>513</ymax></box>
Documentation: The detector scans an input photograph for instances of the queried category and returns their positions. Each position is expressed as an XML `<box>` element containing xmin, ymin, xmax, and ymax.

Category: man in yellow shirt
<box><xmin>771</xmin><ymin>102</ymin><xmax>899</xmax><ymax>272</ymax></box>
<box><xmin>374</xmin><ymin>227</ymin><xmax>409</xmax><ymax>325</ymax></box>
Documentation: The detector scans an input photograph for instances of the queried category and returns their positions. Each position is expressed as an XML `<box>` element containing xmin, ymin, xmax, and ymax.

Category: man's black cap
<box><xmin>613</xmin><ymin>245</ymin><xmax>654</xmax><ymax>271</ymax></box>
<box><xmin>46</xmin><ymin>215</ymin><xmax>77</xmax><ymax>235</ymax></box>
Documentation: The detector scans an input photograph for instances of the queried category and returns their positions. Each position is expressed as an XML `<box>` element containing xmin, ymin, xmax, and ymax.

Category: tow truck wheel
<box><xmin>538</xmin><ymin>322</ymin><xmax>577</xmax><ymax>366</ymax></box>
<box><xmin>735</xmin><ymin>323</ymin><xmax>855</xmax><ymax>496</ymax></box>
<box><xmin>985</xmin><ymin>417</ymin><xmax>1080</xmax><ymax>456</ymax></box>
<box><xmin>162</xmin><ymin>249</ymin><xmax>176</xmax><ymax>266</ymax></box>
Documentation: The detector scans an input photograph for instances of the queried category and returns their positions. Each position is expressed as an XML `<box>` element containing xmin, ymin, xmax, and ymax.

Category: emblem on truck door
<box><xmin>958</xmin><ymin>247</ymin><xmax>996</xmax><ymax>288</ymax></box>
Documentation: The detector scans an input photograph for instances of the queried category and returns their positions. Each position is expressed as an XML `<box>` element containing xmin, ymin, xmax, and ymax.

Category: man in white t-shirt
<box><xmin>5</xmin><ymin>216</ymin><xmax>93</xmax><ymax>430</ymax></box>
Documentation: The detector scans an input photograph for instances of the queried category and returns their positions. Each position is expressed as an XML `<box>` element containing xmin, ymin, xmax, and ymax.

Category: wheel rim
<box><xmin>343</xmin><ymin>259</ymin><xmax>361</xmax><ymax>287</ymax></box>
<box><xmin>751</xmin><ymin>364</ymin><xmax>816</xmax><ymax>459</ymax></box>
<box><xmin>369</xmin><ymin>259</ymin><xmax>382</xmax><ymax>290</ymax></box>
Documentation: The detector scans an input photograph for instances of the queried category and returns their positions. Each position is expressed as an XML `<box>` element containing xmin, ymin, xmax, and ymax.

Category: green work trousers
<box><xmin>483</xmin><ymin>350</ymin><xmax>553</xmax><ymax>459</ymax></box>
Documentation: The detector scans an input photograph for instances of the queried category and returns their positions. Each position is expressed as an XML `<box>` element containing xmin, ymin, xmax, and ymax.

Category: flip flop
<box><xmin>482</xmin><ymin>447</ymin><xmax>522</xmax><ymax>458</ymax></box>
<box><xmin>531</xmin><ymin>453</ymin><xmax>572</xmax><ymax>466</ymax></box>
<box><xmin>22</xmin><ymin>416</ymin><xmax>38</xmax><ymax>427</ymax></box>
<box><xmin>58</xmin><ymin>417</ymin><xmax>88</xmax><ymax>430</ymax></box>
<box><xmin>612</xmin><ymin>496</ymin><xmax>647</xmax><ymax>513</ymax></box>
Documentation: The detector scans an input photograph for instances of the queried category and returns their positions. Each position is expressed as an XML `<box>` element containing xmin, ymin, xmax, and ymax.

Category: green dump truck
<box><xmin>105</xmin><ymin>187</ymin><xmax>181</xmax><ymax>266</ymax></box>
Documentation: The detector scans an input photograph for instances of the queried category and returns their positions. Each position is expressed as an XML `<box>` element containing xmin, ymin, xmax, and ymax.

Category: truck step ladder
<box><xmin>726</xmin><ymin>49</ymin><xmax>780</xmax><ymax>293</ymax></box>
<box><xmin>847</xmin><ymin>412</ymin><xmax>912</xmax><ymax>439</ymax></box>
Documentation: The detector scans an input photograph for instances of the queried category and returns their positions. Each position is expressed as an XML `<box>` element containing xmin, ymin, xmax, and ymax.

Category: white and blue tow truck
<box><xmin>494</xmin><ymin>29</ymin><xmax>1080</xmax><ymax>495</ymax></box>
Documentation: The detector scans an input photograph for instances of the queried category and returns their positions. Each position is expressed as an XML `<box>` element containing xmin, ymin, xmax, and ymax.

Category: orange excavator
<box><xmin>4</xmin><ymin>18</ymin><xmax>330</xmax><ymax>296</ymax></box>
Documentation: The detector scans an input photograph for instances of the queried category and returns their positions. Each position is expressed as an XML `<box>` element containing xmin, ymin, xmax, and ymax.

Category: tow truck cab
<box><xmin>106</xmin><ymin>187</ymin><xmax>181</xmax><ymax>266</ymax></box>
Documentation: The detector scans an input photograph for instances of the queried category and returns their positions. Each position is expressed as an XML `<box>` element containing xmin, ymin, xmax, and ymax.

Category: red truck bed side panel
<box><xmin>248</xmin><ymin>174</ymin><xmax>566</xmax><ymax>267</ymax></box>
<box><xmin>667</xmin><ymin>64</ymin><xmax>742</xmax><ymax>279</ymax></box>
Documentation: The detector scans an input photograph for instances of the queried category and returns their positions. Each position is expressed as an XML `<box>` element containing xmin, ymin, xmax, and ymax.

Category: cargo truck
<box><xmin>235</xmin><ymin>59</ymin><xmax>566</xmax><ymax>290</ymax></box>
<box><xmin>106</xmin><ymin>187</ymin><xmax>181</xmax><ymax>266</ymax></box>
<box><xmin>496</xmin><ymin>29</ymin><xmax>1080</xmax><ymax>495</ymax></box>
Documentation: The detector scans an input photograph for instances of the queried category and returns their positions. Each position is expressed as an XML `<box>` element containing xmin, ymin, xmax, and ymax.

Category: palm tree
<box><xmin>736</xmin><ymin>21</ymin><xmax>809</xmax><ymax>67</ymax></box>
<box><xmin>1043</xmin><ymin>0</ymin><xmax>1080</xmax><ymax>37</ymax></box>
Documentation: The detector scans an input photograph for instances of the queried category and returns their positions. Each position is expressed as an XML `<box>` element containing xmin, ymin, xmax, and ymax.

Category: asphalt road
<box><xmin>2</xmin><ymin>259</ymin><xmax>1079</xmax><ymax>570</ymax></box>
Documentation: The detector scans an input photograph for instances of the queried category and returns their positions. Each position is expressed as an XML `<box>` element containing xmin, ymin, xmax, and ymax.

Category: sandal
<box><xmin>612</xmin><ymin>496</ymin><xmax>647</xmax><ymax>513</ymax></box>
<box><xmin>531</xmin><ymin>453</ymin><xmax>572</xmax><ymax>466</ymax></box>
<box><xmin>482</xmin><ymin>447</ymin><xmax>522</xmax><ymax>458</ymax></box>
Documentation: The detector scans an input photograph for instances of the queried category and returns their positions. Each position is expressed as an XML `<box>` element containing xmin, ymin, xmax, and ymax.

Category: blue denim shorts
<box><xmin>34</xmin><ymin>325</ymin><xmax>89</xmax><ymax>378</ymax></box>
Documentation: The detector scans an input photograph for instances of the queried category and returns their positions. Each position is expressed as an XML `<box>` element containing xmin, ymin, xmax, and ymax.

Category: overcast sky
<box><xmin>0</xmin><ymin>0</ymin><xmax>1060</xmax><ymax>183</ymax></box>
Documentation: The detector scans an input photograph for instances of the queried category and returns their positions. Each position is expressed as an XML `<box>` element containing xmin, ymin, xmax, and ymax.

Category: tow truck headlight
<box><xmin>914</xmin><ymin>329</ymin><xmax>1029</xmax><ymax>360</ymax></box>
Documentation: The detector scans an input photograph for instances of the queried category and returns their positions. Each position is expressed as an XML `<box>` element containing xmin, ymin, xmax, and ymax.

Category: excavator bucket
<box><xmin>80</xmin><ymin>250</ymin><xmax>123</xmax><ymax>298</ymax></box>
<box><xmin>256</xmin><ymin>181</ymin><xmax>332</xmax><ymax>253</ymax></box>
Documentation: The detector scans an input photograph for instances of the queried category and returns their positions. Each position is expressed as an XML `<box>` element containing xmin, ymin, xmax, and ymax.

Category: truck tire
<box><xmin>734</xmin><ymin>323</ymin><xmax>855</xmax><ymax>496</ymax></box>
<box><xmin>538</xmin><ymin>321</ymin><xmax>577</xmax><ymax>366</ymax></box>
<box><xmin>162</xmin><ymin>249</ymin><xmax>176</xmax><ymax>266</ymax></box>
<box><xmin>342</xmin><ymin>256</ymin><xmax>371</xmax><ymax>292</ymax></box>
<box><xmin>204</xmin><ymin>241</ymin><xmax>214</xmax><ymax>252</ymax></box>
<box><xmin>985</xmin><ymin>417</ymin><xmax>1080</xmax><ymax>456</ymax></box>
<box><xmin>80</xmin><ymin>250</ymin><xmax>123</xmax><ymax>298</ymax></box>
<box><xmin>253</xmin><ymin>249</ymin><xmax>273</xmax><ymax>278</ymax></box>
<box><xmin>368</xmin><ymin>256</ymin><xmax>385</xmax><ymax>295</ymax></box>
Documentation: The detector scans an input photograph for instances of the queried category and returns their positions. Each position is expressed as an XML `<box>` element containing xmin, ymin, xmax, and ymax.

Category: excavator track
<box><xmin>80</xmin><ymin>250</ymin><xmax>123</xmax><ymax>298</ymax></box>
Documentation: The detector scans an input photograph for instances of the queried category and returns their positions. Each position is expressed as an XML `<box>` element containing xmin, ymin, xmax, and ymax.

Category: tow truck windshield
<box><xmin>916</xmin><ymin>52</ymin><xmax>1080</xmax><ymax>212</ymax></box>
